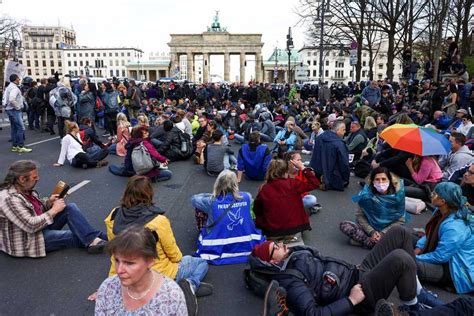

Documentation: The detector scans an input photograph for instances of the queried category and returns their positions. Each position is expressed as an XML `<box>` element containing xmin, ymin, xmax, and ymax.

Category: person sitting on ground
<box><xmin>254</xmin><ymin>159</ymin><xmax>319</xmax><ymax>238</ymax></box>
<box><xmin>251</xmin><ymin>226</ymin><xmax>442</xmax><ymax>316</ymax></box>
<box><xmin>191</xmin><ymin>170</ymin><xmax>265</xmax><ymax>265</ymax></box>
<box><xmin>439</xmin><ymin>132</ymin><xmax>474</xmax><ymax>181</ymax></box>
<box><xmin>340</xmin><ymin>167</ymin><xmax>407</xmax><ymax>249</ymax></box>
<box><xmin>461</xmin><ymin>164</ymin><xmax>474</xmax><ymax>204</ymax></box>
<box><xmin>78</xmin><ymin>117</ymin><xmax>110</xmax><ymax>157</ymax></box>
<box><xmin>404</xmin><ymin>155</ymin><xmax>442</xmax><ymax>201</ymax></box>
<box><xmin>310</xmin><ymin>120</ymin><xmax>350</xmax><ymax>191</ymax></box>
<box><xmin>53</xmin><ymin>120</ymin><xmax>109</xmax><ymax>169</ymax></box>
<box><xmin>101</xmin><ymin>176</ymin><xmax>212</xmax><ymax>313</ymax></box>
<box><xmin>193</xmin><ymin>118</ymin><xmax>215</xmax><ymax>164</ymax></box>
<box><xmin>415</xmin><ymin>182</ymin><xmax>474</xmax><ymax>294</ymax></box>
<box><xmin>302</xmin><ymin>121</ymin><xmax>323</xmax><ymax>155</ymax></box>
<box><xmin>344</xmin><ymin>120</ymin><xmax>369</xmax><ymax>162</ymax></box>
<box><xmin>203</xmin><ymin>129</ymin><xmax>236</xmax><ymax>176</ymax></box>
<box><xmin>273</xmin><ymin>120</ymin><xmax>298</xmax><ymax>155</ymax></box>
<box><xmin>0</xmin><ymin>160</ymin><xmax>107</xmax><ymax>257</ymax></box>
<box><xmin>284</xmin><ymin>151</ymin><xmax>321</xmax><ymax>215</ymax></box>
<box><xmin>158</xmin><ymin>120</ymin><xmax>190</xmax><ymax>162</ymax></box>
<box><xmin>108</xmin><ymin>112</ymin><xmax>131</xmax><ymax>157</ymax></box>
<box><xmin>258</xmin><ymin>112</ymin><xmax>276</xmax><ymax>143</ymax></box>
<box><xmin>94</xmin><ymin>226</ymin><xmax>188</xmax><ymax>315</ymax></box>
<box><xmin>236</xmin><ymin>132</ymin><xmax>272</xmax><ymax>182</ymax></box>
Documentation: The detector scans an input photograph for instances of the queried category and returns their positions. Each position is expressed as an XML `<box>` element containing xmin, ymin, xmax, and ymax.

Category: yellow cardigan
<box><xmin>104</xmin><ymin>209</ymin><xmax>183</xmax><ymax>279</ymax></box>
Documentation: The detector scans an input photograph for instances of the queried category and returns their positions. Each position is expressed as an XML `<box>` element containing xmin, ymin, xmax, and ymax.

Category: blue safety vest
<box><xmin>195</xmin><ymin>192</ymin><xmax>265</xmax><ymax>265</ymax></box>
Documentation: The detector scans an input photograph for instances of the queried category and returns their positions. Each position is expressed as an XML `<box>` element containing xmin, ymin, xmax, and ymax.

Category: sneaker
<box><xmin>96</xmin><ymin>160</ymin><xmax>109</xmax><ymax>168</ymax></box>
<box><xmin>17</xmin><ymin>147</ymin><xmax>33</xmax><ymax>153</ymax></box>
<box><xmin>11</xmin><ymin>146</ymin><xmax>19</xmax><ymax>152</ymax></box>
<box><xmin>398</xmin><ymin>302</ymin><xmax>430</xmax><ymax>313</ymax></box>
<box><xmin>158</xmin><ymin>163</ymin><xmax>168</xmax><ymax>170</ymax></box>
<box><xmin>309</xmin><ymin>203</ymin><xmax>322</xmax><ymax>215</ymax></box>
<box><xmin>301</xmin><ymin>149</ymin><xmax>311</xmax><ymax>155</ymax></box>
<box><xmin>195</xmin><ymin>282</ymin><xmax>213</xmax><ymax>297</ymax></box>
<box><xmin>417</xmin><ymin>288</ymin><xmax>444</xmax><ymax>307</ymax></box>
<box><xmin>178</xmin><ymin>279</ymin><xmax>198</xmax><ymax>316</ymax></box>
<box><xmin>374</xmin><ymin>299</ymin><xmax>409</xmax><ymax>316</ymax></box>
<box><xmin>263</xmin><ymin>280</ymin><xmax>289</xmax><ymax>316</ymax></box>
<box><xmin>87</xmin><ymin>239</ymin><xmax>107</xmax><ymax>254</ymax></box>
<box><xmin>230</xmin><ymin>164</ymin><xmax>238</xmax><ymax>171</ymax></box>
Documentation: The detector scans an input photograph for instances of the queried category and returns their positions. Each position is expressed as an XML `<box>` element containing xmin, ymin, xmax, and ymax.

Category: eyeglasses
<box><xmin>269</xmin><ymin>241</ymin><xmax>281</xmax><ymax>260</ymax></box>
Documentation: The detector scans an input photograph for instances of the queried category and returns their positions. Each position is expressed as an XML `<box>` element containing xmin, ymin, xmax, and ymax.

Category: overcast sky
<box><xmin>2</xmin><ymin>0</ymin><xmax>306</xmax><ymax>60</ymax></box>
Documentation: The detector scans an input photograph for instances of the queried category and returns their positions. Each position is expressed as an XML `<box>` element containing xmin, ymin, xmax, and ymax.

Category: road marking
<box><xmin>26</xmin><ymin>136</ymin><xmax>60</xmax><ymax>146</ymax></box>
<box><xmin>67</xmin><ymin>180</ymin><xmax>91</xmax><ymax>195</ymax></box>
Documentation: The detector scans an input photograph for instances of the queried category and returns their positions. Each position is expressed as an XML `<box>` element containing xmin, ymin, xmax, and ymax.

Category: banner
<box><xmin>3</xmin><ymin>60</ymin><xmax>26</xmax><ymax>86</ymax></box>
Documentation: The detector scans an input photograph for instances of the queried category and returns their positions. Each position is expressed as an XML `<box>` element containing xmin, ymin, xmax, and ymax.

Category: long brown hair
<box><xmin>120</xmin><ymin>176</ymin><xmax>154</xmax><ymax>209</ymax></box>
<box><xmin>264</xmin><ymin>159</ymin><xmax>289</xmax><ymax>182</ymax></box>
<box><xmin>0</xmin><ymin>160</ymin><xmax>37</xmax><ymax>189</ymax></box>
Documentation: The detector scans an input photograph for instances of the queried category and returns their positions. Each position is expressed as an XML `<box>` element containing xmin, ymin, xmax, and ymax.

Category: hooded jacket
<box><xmin>310</xmin><ymin>130</ymin><xmax>350</xmax><ymax>191</ymax></box>
<box><xmin>440</xmin><ymin>145</ymin><xmax>474</xmax><ymax>181</ymax></box>
<box><xmin>248</xmin><ymin>246</ymin><xmax>358</xmax><ymax>315</ymax></box>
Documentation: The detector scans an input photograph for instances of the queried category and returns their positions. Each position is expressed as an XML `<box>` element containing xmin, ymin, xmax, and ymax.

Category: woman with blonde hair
<box><xmin>364</xmin><ymin>116</ymin><xmax>378</xmax><ymax>139</ymax></box>
<box><xmin>254</xmin><ymin>159</ymin><xmax>320</xmax><ymax>238</ymax></box>
<box><xmin>53</xmin><ymin>120</ymin><xmax>109</xmax><ymax>169</ymax></box>
<box><xmin>109</xmin><ymin>112</ymin><xmax>131</xmax><ymax>156</ymax></box>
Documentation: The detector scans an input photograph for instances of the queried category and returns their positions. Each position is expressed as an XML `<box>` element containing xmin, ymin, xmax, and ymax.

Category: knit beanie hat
<box><xmin>252</xmin><ymin>241</ymin><xmax>272</xmax><ymax>262</ymax></box>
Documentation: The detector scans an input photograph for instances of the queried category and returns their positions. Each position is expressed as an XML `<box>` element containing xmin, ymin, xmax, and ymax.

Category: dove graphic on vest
<box><xmin>227</xmin><ymin>208</ymin><xmax>244</xmax><ymax>231</ymax></box>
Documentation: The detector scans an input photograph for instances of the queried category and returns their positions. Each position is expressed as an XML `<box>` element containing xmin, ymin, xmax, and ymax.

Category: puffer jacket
<box><xmin>248</xmin><ymin>246</ymin><xmax>358</xmax><ymax>315</ymax></box>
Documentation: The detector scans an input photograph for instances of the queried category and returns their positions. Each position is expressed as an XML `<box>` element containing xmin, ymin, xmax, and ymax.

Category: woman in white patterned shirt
<box><xmin>95</xmin><ymin>225</ymin><xmax>188</xmax><ymax>316</ymax></box>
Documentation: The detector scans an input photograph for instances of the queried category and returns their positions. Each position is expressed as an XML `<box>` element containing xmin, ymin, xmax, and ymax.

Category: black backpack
<box><xmin>353</xmin><ymin>159</ymin><xmax>371</xmax><ymax>178</ymax></box>
<box><xmin>243</xmin><ymin>268</ymin><xmax>308</xmax><ymax>298</ymax></box>
<box><xmin>177</xmin><ymin>131</ymin><xmax>193</xmax><ymax>159</ymax></box>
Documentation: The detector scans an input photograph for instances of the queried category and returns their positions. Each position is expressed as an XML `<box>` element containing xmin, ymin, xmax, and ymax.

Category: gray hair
<box><xmin>0</xmin><ymin>160</ymin><xmax>37</xmax><ymax>189</ymax></box>
<box><xmin>212</xmin><ymin>170</ymin><xmax>241</xmax><ymax>200</ymax></box>
<box><xmin>332</xmin><ymin>120</ymin><xmax>345</xmax><ymax>132</ymax></box>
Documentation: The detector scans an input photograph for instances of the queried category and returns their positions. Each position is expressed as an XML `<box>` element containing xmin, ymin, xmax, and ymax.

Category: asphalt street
<box><xmin>0</xmin><ymin>126</ymin><xmax>462</xmax><ymax>316</ymax></box>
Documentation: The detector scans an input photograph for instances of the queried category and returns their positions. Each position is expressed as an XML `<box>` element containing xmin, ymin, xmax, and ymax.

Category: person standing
<box><xmin>3</xmin><ymin>74</ymin><xmax>32</xmax><ymax>153</ymax></box>
<box><xmin>409</xmin><ymin>58</ymin><xmax>421</xmax><ymax>80</ymax></box>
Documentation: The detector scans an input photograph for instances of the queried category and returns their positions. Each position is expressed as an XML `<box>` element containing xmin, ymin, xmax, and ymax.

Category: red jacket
<box><xmin>254</xmin><ymin>168</ymin><xmax>320</xmax><ymax>237</ymax></box>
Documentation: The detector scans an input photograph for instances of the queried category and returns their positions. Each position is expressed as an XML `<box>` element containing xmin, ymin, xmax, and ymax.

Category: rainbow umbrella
<box><xmin>379</xmin><ymin>124</ymin><xmax>451</xmax><ymax>156</ymax></box>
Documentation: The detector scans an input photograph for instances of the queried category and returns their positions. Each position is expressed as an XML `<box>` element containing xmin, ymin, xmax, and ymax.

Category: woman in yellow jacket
<box><xmin>104</xmin><ymin>176</ymin><xmax>213</xmax><ymax>303</ymax></box>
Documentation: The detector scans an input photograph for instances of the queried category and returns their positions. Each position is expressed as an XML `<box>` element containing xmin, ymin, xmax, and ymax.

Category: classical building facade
<box><xmin>167</xmin><ymin>12</ymin><xmax>264</xmax><ymax>83</ymax></box>
<box><xmin>61</xmin><ymin>47</ymin><xmax>142</xmax><ymax>78</ymax></box>
<box><xmin>19</xmin><ymin>25</ymin><xmax>76</xmax><ymax>78</ymax></box>
<box><xmin>299</xmin><ymin>41</ymin><xmax>403</xmax><ymax>84</ymax></box>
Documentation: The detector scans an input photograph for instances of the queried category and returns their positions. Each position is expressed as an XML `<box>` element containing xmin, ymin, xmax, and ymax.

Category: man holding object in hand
<box><xmin>0</xmin><ymin>160</ymin><xmax>107</xmax><ymax>258</ymax></box>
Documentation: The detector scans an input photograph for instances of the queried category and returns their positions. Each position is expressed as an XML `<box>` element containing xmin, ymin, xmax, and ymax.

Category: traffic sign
<box><xmin>350</xmin><ymin>41</ymin><xmax>358</xmax><ymax>50</ymax></box>
<box><xmin>295</xmin><ymin>65</ymin><xmax>309</xmax><ymax>81</ymax></box>
<box><xmin>350</xmin><ymin>56</ymin><xmax>358</xmax><ymax>66</ymax></box>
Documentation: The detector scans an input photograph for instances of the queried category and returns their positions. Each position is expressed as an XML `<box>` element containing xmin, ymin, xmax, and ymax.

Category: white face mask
<box><xmin>231</xmin><ymin>112</ymin><xmax>237</xmax><ymax>117</ymax></box>
<box><xmin>373</xmin><ymin>182</ymin><xmax>390</xmax><ymax>193</ymax></box>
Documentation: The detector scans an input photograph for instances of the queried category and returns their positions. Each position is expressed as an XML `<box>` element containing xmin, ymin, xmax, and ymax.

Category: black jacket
<box><xmin>159</xmin><ymin>127</ymin><xmax>186</xmax><ymax>162</ymax></box>
<box><xmin>249</xmin><ymin>246</ymin><xmax>358</xmax><ymax>316</ymax></box>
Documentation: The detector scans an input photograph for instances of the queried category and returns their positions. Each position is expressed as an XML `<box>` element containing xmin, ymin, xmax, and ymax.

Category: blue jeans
<box><xmin>42</xmin><ymin>203</ymin><xmax>107</xmax><ymax>252</ymax></box>
<box><xmin>6</xmin><ymin>109</ymin><xmax>25</xmax><ymax>147</ymax></box>
<box><xmin>108</xmin><ymin>143</ymin><xmax>117</xmax><ymax>155</ymax></box>
<box><xmin>223</xmin><ymin>153</ymin><xmax>237</xmax><ymax>169</ymax></box>
<box><xmin>233</xmin><ymin>133</ymin><xmax>245</xmax><ymax>144</ymax></box>
<box><xmin>303</xmin><ymin>139</ymin><xmax>314</xmax><ymax>151</ymax></box>
<box><xmin>27</xmin><ymin>109</ymin><xmax>40</xmax><ymax>129</ymax></box>
<box><xmin>155</xmin><ymin>169</ymin><xmax>173</xmax><ymax>181</ymax></box>
<box><xmin>259</xmin><ymin>133</ymin><xmax>273</xmax><ymax>143</ymax></box>
<box><xmin>175</xmin><ymin>255</ymin><xmax>208</xmax><ymax>290</ymax></box>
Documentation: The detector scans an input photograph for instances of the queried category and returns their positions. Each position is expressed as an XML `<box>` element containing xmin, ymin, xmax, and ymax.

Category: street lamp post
<box><xmin>135</xmin><ymin>50</ymin><xmax>142</xmax><ymax>81</ymax></box>
<box><xmin>318</xmin><ymin>0</ymin><xmax>326</xmax><ymax>84</ymax></box>
<box><xmin>273</xmin><ymin>45</ymin><xmax>279</xmax><ymax>84</ymax></box>
<box><xmin>286</xmin><ymin>27</ymin><xmax>294</xmax><ymax>84</ymax></box>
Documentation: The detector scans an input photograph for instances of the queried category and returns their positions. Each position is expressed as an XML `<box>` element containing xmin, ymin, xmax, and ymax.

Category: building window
<box><xmin>109</xmin><ymin>60</ymin><xmax>113</xmax><ymax>66</ymax></box>
<box><xmin>116</xmin><ymin>69</ymin><xmax>120</xmax><ymax>76</ymax></box>
<box><xmin>313</xmin><ymin>70</ymin><xmax>317</xmax><ymax>77</ymax></box>
<box><xmin>127</xmin><ymin>53</ymin><xmax>130</xmax><ymax>57</ymax></box>
<box><xmin>80</xmin><ymin>61</ymin><xmax>83</xmax><ymax>66</ymax></box>
<box><xmin>313</xmin><ymin>60</ymin><xmax>317</xmax><ymax>66</ymax></box>
<box><xmin>68</xmin><ymin>53</ymin><xmax>71</xmax><ymax>57</ymax></box>
<box><xmin>49</xmin><ymin>52</ymin><xmax>54</xmax><ymax>58</ymax></box>
<box><xmin>325</xmin><ymin>70</ymin><xmax>329</xmax><ymax>77</ymax></box>
<box><xmin>115</xmin><ymin>60</ymin><xmax>119</xmax><ymax>66</ymax></box>
<box><xmin>110</xmin><ymin>70</ymin><xmax>114</xmax><ymax>77</ymax></box>
<box><xmin>50</xmin><ymin>60</ymin><xmax>54</xmax><ymax>67</ymax></box>
<box><xmin>97</xmin><ymin>53</ymin><xmax>101</xmax><ymax>57</ymax></box>
<box><xmin>41</xmin><ymin>51</ymin><xmax>46</xmax><ymax>58</ymax></box>
<box><xmin>28</xmin><ymin>69</ymin><xmax>32</xmax><ymax>75</ymax></box>
<box><xmin>307</xmin><ymin>52</ymin><xmax>311</xmax><ymax>56</ymax></box>
<box><xmin>325</xmin><ymin>60</ymin><xmax>329</xmax><ymax>66</ymax></box>
<box><xmin>85</xmin><ymin>53</ymin><xmax>88</xmax><ymax>57</ymax></box>
<box><xmin>362</xmin><ymin>70</ymin><xmax>366</xmax><ymax>77</ymax></box>
<box><xmin>363</xmin><ymin>61</ymin><xmax>366</xmax><ymax>67</ymax></box>
<box><xmin>109</xmin><ymin>53</ymin><xmax>112</xmax><ymax>57</ymax></box>
<box><xmin>363</xmin><ymin>53</ymin><xmax>367</xmax><ymax>58</ymax></box>
<box><xmin>121</xmin><ymin>60</ymin><xmax>125</xmax><ymax>66</ymax></box>
<box><xmin>91</xmin><ymin>53</ymin><xmax>94</xmax><ymax>57</ymax></box>
<box><xmin>307</xmin><ymin>60</ymin><xmax>311</xmax><ymax>65</ymax></box>
<box><xmin>42</xmin><ymin>60</ymin><xmax>46</xmax><ymax>67</ymax></box>
<box><xmin>27</xmin><ymin>60</ymin><xmax>31</xmax><ymax>67</ymax></box>
<box><xmin>122</xmin><ymin>70</ymin><xmax>126</xmax><ymax>77</ymax></box>
<box><xmin>86</xmin><ymin>61</ymin><xmax>89</xmax><ymax>66</ymax></box>
<box><xmin>115</xmin><ymin>52</ymin><xmax>118</xmax><ymax>57</ymax></box>
<box><xmin>58</xmin><ymin>61</ymin><xmax>62</xmax><ymax>67</ymax></box>
<box><xmin>74</xmin><ymin>61</ymin><xmax>77</xmax><ymax>66</ymax></box>
<box><xmin>378</xmin><ymin>63</ymin><xmax>383</xmax><ymax>69</ymax></box>
<box><xmin>73</xmin><ymin>53</ymin><xmax>76</xmax><ymax>57</ymax></box>
<box><xmin>121</xmin><ymin>52</ymin><xmax>124</xmax><ymax>57</ymax></box>
<box><xmin>68</xmin><ymin>61</ymin><xmax>71</xmax><ymax>67</ymax></box>
<box><xmin>34</xmin><ymin>60</ymin><xmax>39</xmax><ymax>67</ymax></box>
<box><xmin>79</xmin><ymin>53</ymin><xmax>82</xmax><ymax>57</ymax></box>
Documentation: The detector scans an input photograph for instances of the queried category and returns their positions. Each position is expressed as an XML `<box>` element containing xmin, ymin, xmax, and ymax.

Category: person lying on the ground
<box><xmin>0</xmin><ymin>160</ymin><xmax>107</xmax><ymax>257</ymax></box>
<box><xmin>415</xmin><ymin>181</ymin><xmax>474</xmax><ymax>294</ymax></box>
<box><xmin>340</xmin><ymin>167</ymin><xmax>407</xmax><ymax>249</ymax></box>
<box><xmin>191</xmin><ymin>170</ymin><xmax>265</xmax><ymax>265</ymax></box>
<box><xmin>252</xmin><ymin>226</ymin><xmax>443</xmax><ymax>316</ymax></box>
<box><xmin>94</xmin><ymin>226</ymin><xmax>189</xmax><ymax>315</ymax></box>
<box><xmin>254</xmin><ymin>159</ymin><xmax>319</xmax><ymax>238</ymax></box>
<box><xmin>53</xmin><ymin>120</ymin><xmax>109</xmax><ymax>169</ymax></box>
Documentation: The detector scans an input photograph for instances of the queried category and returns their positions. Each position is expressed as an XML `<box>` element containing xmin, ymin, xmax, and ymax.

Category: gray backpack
<box><xmin>131</xmin><ymin>142</ymin><xmax>155</xmax><ymax>175</ymax></box>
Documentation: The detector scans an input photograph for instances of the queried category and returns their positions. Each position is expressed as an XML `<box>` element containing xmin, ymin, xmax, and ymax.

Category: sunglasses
<box><xmin>269</xmin><ymin>241</ymin><xmax>282</xmax><ymax>260</ymax></box>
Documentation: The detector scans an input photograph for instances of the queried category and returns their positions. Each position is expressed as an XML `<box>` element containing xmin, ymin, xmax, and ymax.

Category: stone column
<box><xmin>255</xmin><ymin>51</ymin><xmax>263</xmax><ymax>83</ymax></box>
<box><xmin>203</xmin><ymin>52</ymin><xmax>209</xmax><ymax>83</ymax></box>
<box><xmin>224</xmin><ymin>52</ymin><xmax>230</xmax><ymax>82</ymax></box>
<box><xmin>186</xmin><ymin>52</ymin><xmax>194</xmax><ymax>82</ymax></box>
<box><xmin>170</xmin><ymin>52</ymin><xmax>178</xmax><ymax>78</ymax></box>
<box><xmin>239</xmin><ymin>52</ymin><xmax>246</xmax><ymax>83</ymax></box>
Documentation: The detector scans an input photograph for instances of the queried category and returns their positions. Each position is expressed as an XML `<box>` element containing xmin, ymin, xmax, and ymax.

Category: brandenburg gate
<box><xmin>168</xmin><ymin>12</ymin><xmax>264</xmax><ymax>83</ymax></box>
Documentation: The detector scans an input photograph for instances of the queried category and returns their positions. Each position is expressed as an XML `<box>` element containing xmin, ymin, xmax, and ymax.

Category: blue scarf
<box><xmin>352</xmin><ymin>181</ymin><xmax>407</xmax><ymax>232</ymax></box>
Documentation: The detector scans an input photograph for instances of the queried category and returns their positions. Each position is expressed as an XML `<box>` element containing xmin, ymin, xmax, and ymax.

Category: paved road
<box><xmin>0</xmin><ymin>127</ymin><xmax>461</xmax><ymax>316</ymax></box>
